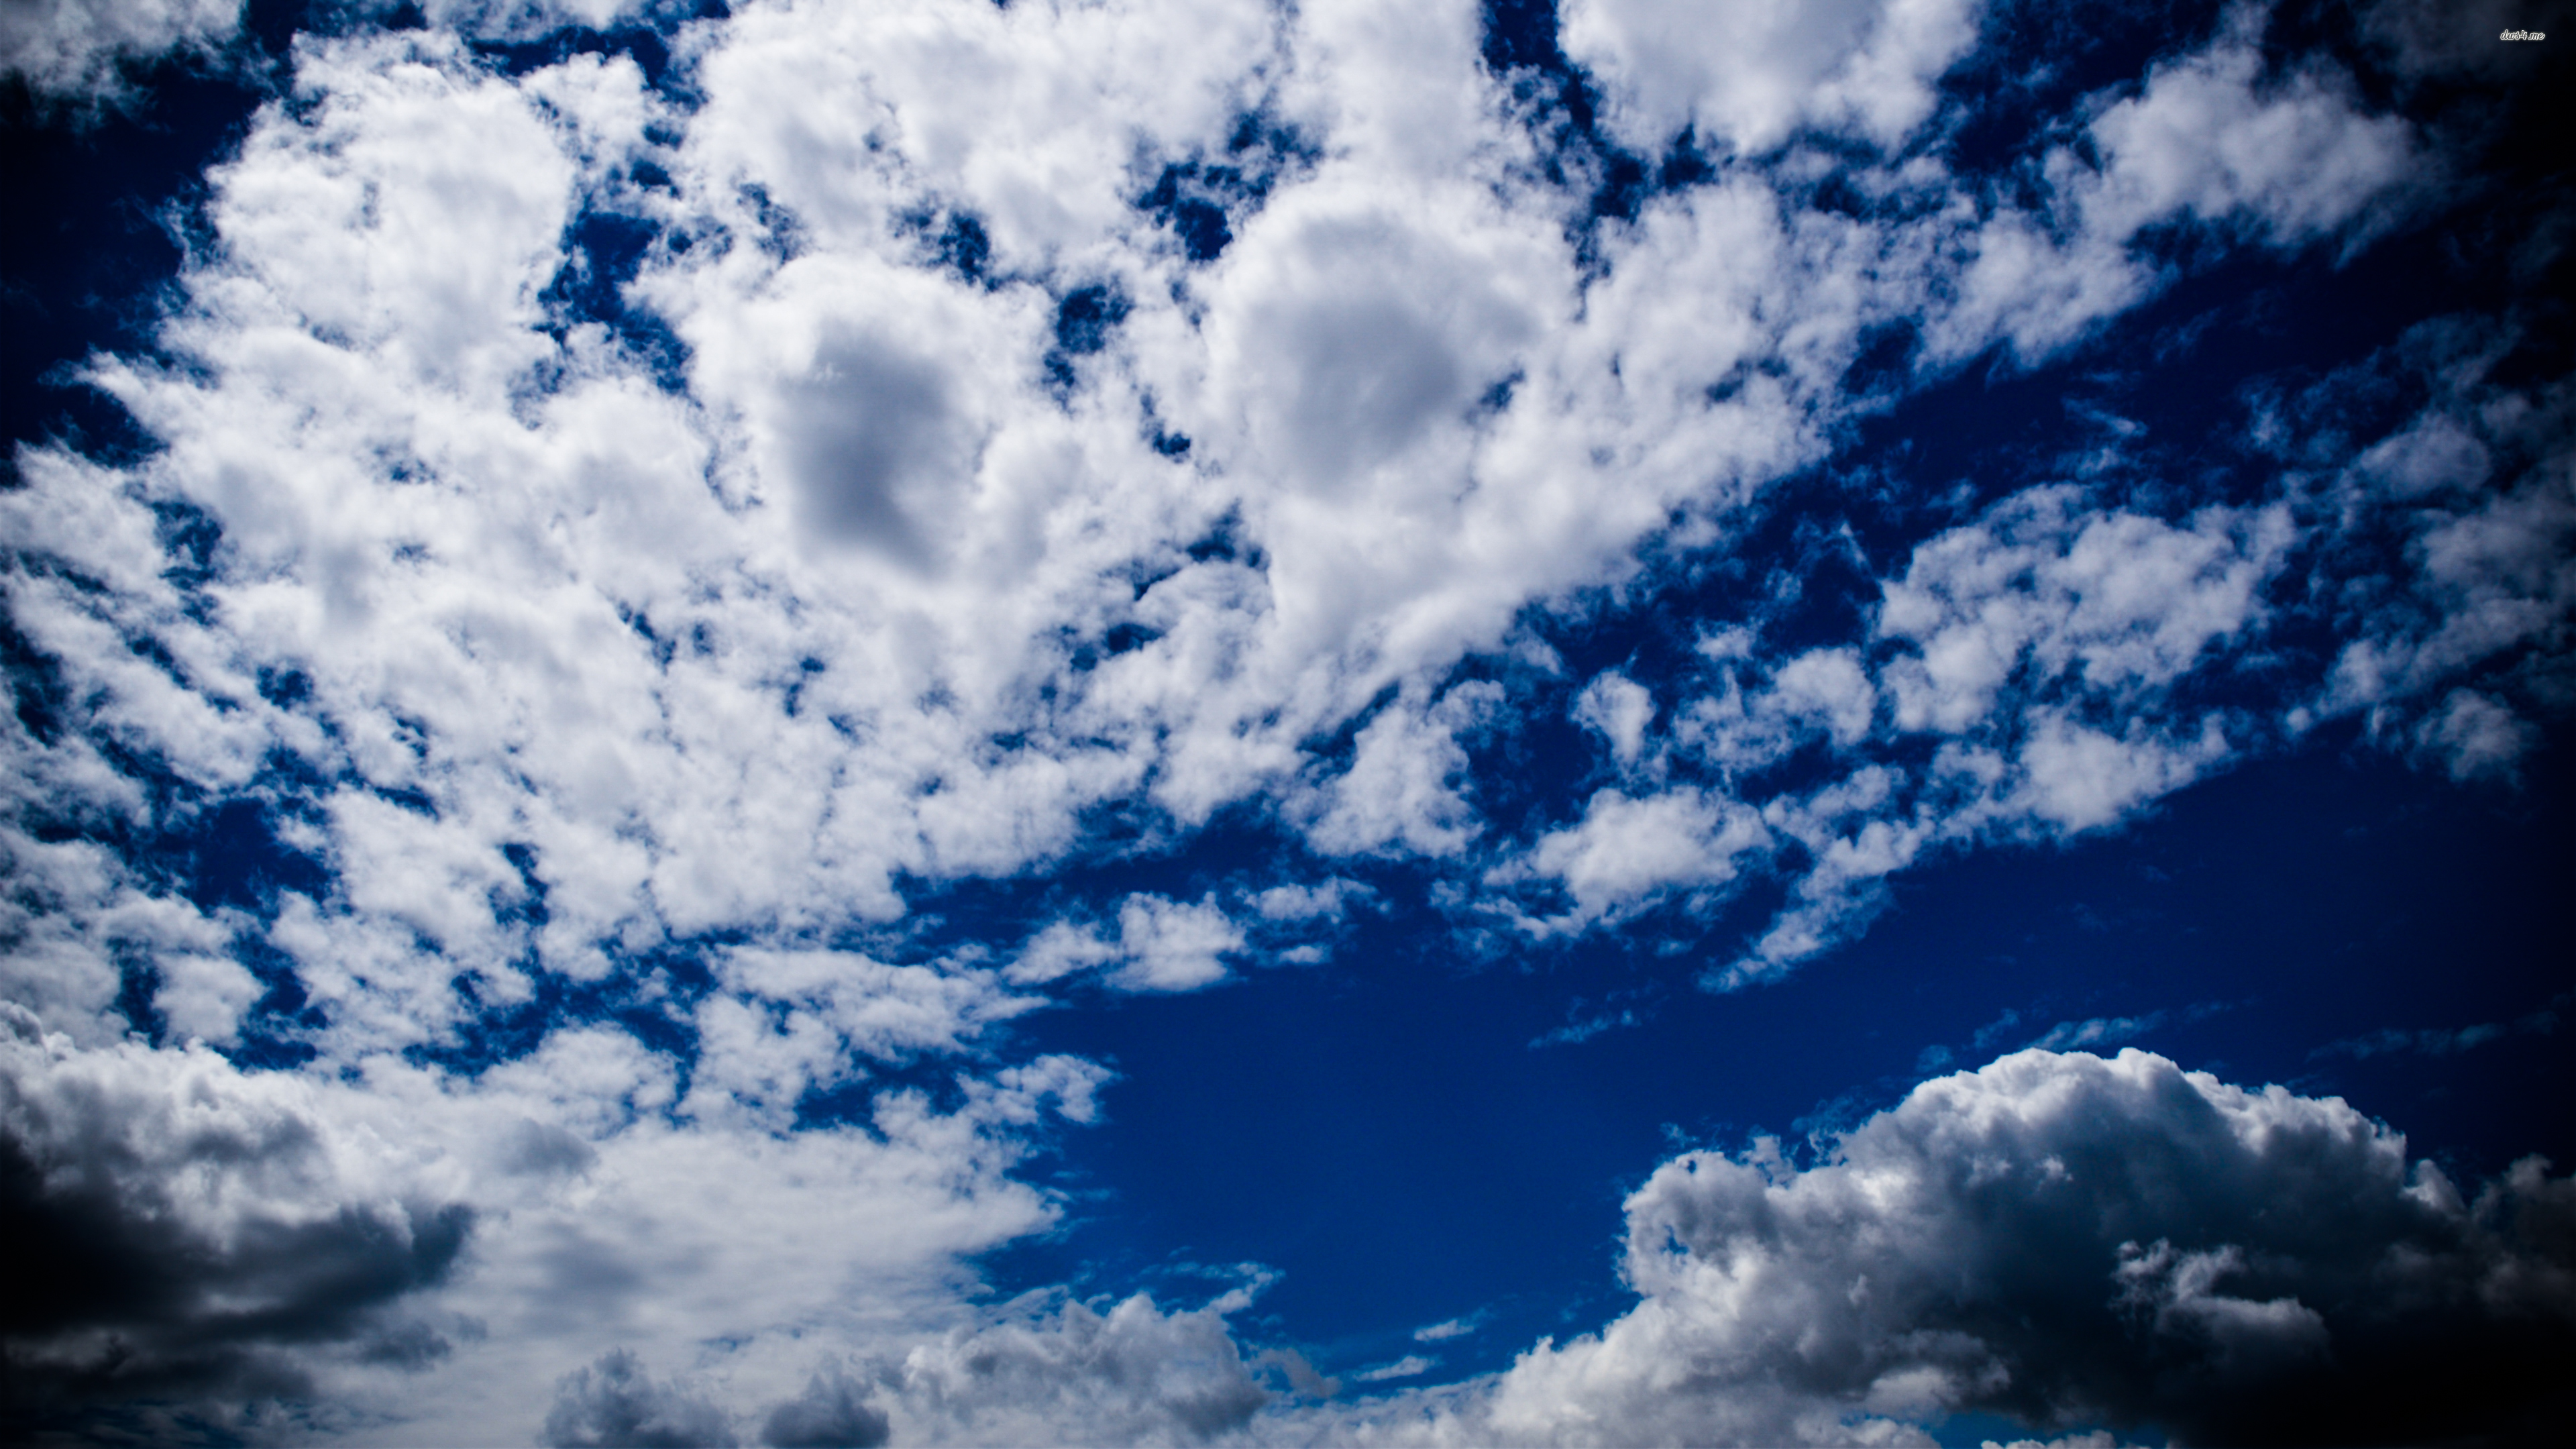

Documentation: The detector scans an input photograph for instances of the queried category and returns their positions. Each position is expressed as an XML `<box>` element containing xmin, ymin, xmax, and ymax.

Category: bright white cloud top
<box><xmin>3</xmin><ymin>0</ymin><xmax>2571</xmax><ymax>1444</ymax></box>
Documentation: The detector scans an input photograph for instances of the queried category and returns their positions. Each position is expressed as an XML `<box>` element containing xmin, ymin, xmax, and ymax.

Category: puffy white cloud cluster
<box><xmin>1929</xmin><ymin>5</ymin><xmax>2424</xmax><ymax>367</ymax></box>
<box><xmin>2300</xmin><ymin>320</ymin><xmax>2576</xmax><ymax>780</ymax></box>
<box><xmin>1562</xmin><ymin>0</ymin><xmax>1985</xmax><ymax>156</ymax></box>
<box><xmin>0</xmin><ymin>0</ymin><xmax>239</xmax><ymax>103</ymax></box>
<box><xmin>1293</xmin><ymin>1049</ymin><xmax>2576</xmax><ymax>1447</ymax></box>
<box><xmin>1493</xmin><ymin>479</ymin><xmax>2294</xmax><ymax>977</ymax></box>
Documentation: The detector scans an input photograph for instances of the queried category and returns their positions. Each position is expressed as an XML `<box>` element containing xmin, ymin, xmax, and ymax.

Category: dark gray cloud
<box><xmin>543</xmin><ymin>1349</ymin><xmax>739</xmax><ymax>1449</ymax></box>
<box><xmin>759</xmin><ymin>1368</ymin><xmax>890</xmax><ymax>1448</ymax></box>
<box><xmin>1</xmin><ymin>1006</ymin><xmax>471</xmax><ymax>1438</ymax></box>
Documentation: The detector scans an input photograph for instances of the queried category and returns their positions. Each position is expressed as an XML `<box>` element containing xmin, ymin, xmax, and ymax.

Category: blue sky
<box><xmin>3</xmin><ymin>1</ymin><xmax>2571</xmax><ymax>1446</ymax></box>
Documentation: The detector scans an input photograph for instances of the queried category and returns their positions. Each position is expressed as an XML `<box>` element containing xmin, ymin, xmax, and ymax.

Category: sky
<box><xmin>2</xmin><ymin>1</ymin><xmax>2571</xmax><ymax>1446</ymax></box>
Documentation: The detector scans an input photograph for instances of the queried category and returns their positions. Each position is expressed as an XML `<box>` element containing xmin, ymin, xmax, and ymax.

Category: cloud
<box><xmin>1574</xmin><ymin>670</ymin><xmax>1656</xmax><ymax>767</ymax></box>
<box><xmin>543</xmin><ymin>1348</ymin><xmax>739</xmax><ymax>1449</ymax></box>
<box><xmin>1362</xmin><ymin>1049</ymin><xmax>2576</xmax><ymax>1446</ymax></box>
<box><xmin>757</xmin><ymin>1367</ymin><xmax>891</xmax><ymax>1449</ymax></box>
<box><xmin>1930</xmin><ymin>8</ymin><xmax>2426</xmax><ymax>365</ymax></box>
<box><xmin>1297</xmin><ymin>686</ymin><xmax>1505</xmax><ymax>860</ymax></box>
<box><xmin>0</xmin><ymin>0</ymin><xmax>239</xmax><ymax>105</ymax></box>
<box><xmin>1505</xmin><ymin>787</ymin><xmax>1770</xmax><ymax>930</ymax></box>
<box><xmin>1352</xmin><ymin>1354</ymin><xmax>1436</xmax><ymax>1383</ymax></box>
<box><xmin>0</xmin><ymin>1004</ymin><xmax>472</xmax><ymax>1428</ymax></box>
<box><xmin>858</xmin><ymin>1292</ymin><xmax>1269</xmax><ymax>1447</ymax></box>
<box><xmin>1248</xmin><ymin>877</ymin><xmax>1368</xmax><ymax>924</ymax></box>
<box><xmin>1876</xmin><ymin>488</ymin><xmax>2294</xmax><ymax>733</ymax></box>
<box><xmin>1561</xmin><ymin>0</ymin><xmax>1986</xmax><ymax>156</ymax></box>
<box><xmin>1507</xmin><ymin>476</ymin><xmax>2291</xmax><ymax>977</ymax></box>
<box><xmin>2076</xmin><ymin>13</ymin><xmax>2424</xmax><ymax>252</ymax></box>
<box><xmin>1007</xmin><ymin>895</ymin><xmax>1245</xmax><ymax>994</ymax></box>
<box><xmin>2312</xmin><ymin>994</ymin><xmax>2569</xmax><ymax>1061</ymax></box>
<box><xmin>0</xmin><ymin>989</ymin><xmax>1112</xmax><ymax>1443</ymax></box>
<box><xmin>2021</xmin><ymin>1014</ymin><xmax>2164</xmax><ymax>1053</ymax></box>
<box><xmin>2297</xmin><ymin>317</ymin><xmax>2576</xmax><ymax>771</ymax></box>
<box><xmin>1</xmin><ymin>0</ymin><xmax>2485</xmax><ymax>1060</ymax></box>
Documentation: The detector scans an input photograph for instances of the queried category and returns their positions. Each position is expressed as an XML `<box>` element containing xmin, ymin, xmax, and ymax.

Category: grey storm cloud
<box><xmin>0</xmin><ymin>1006</ymin><xmax>472</xmax><ymax>1436</ymax></box>
<box><xmin>543</xmin><ymin>1348</ymin><xmax>740</xmax><ymax>1449</ymax></box>
<box><xmin>759</xmin><ymin>1368</ymin><xmax>892</xmax><ymax>1449</ymax></box>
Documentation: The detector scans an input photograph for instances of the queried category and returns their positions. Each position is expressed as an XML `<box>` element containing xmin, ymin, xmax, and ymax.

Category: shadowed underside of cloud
<box><xmin>0</xmin><ymin>1004</ymin><xmax>473</xmax><ymax>1437</ymax></box>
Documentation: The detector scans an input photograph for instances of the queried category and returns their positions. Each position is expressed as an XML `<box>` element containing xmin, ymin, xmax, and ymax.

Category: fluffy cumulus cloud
<box><xmin>1562</xmin><ymin>0</ymin><xmax>1984</xmax><ymax>156</ymax></box>
<box><xmin>4</xmin><ymin>0</ymin><xmax>2571</xmax><ymax>1442</ymax></box>
<box><xmin>1303</xmin><ymin>1051</ymin><xmax>2576</xmax><ymax>1447</ymax></box>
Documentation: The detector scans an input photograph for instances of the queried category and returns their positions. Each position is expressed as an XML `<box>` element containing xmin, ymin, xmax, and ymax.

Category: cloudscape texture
<box><xmin>4</xmin><ymin>0</ymin><xmax>2571</xmax><ymax>1444</ymax></box>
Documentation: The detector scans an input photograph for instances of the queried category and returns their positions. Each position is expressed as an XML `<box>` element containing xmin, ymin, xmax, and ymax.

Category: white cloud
<box><xmin>2414</xmin><ymin>688</ymin><xmax>2540</xmax><ymax>781</ymax></box>
<box><xmin>1928</xmin><ymin>11</ymin><xmax>2425</xmax><ymax>366</ymax></box>
<box><xmin>1878</xmin><ymin>488</ymin><xmax>2294</xmax><ymax>732</ymax></box>
<box><xmin>152</xmin><ymin>951</ymin><xmax>264</xmax><ymax>1044</ymax></box>
<box><xmin>2021</xmin><ymin>1014</ymin><xmax>2163</xmax><ymax>1053</ymax></box>
<box><xmin>1353</xmin><ymin>1353</ymin><xmax>1436</xmax><ymax>1383</ymax></box>
<box><xmin>1772</xmin><ymin>647</ymin><xmax>1878</xmax><ymax>748</ymax></box>
<box><xmin>1509</xmin><ymin>787</ymin><xmax>1770</xmax><ymax>930</ymax></box>
<box><xmin>1412</xmin><ymin>1316</ymin><xmax>1477</xmax><ymax>1343</ymax></box>
<box><xmin>1562</xmin><ymin>0</ymin><xmax>1984</xmax><ymax>156</ymax></box>
<box><xmin>2078</xmin><ymin>13</ymin><xmax>2424</xmax><ymax>252</ymax></box>
<box><xmin>1574</xmin><ymin>669</ymin><xmax>1656</xmax><ymax>765</ymax></box>
<box><xmin>2307</xmin><ymin>321</ymin><xmax>2576</xmax><ymax>769</ymax></box>
<box><xmin>855</xmin><ymin>1291</ymin><xmax>1269</xmax><ymax>1448</ymax></box>
<box><xmin>1298</xmin><ymin>686</ymin><xmax>1503</xmax><ymax>859</ymax></box>
<box><xmin>1007</xmin><ymin>894</ymin><xmax>1244</xmax><ymax>994</ymax></box>
<box><xmin>0</xmin><ymin>0</ymin><xmax>239</xmax><ymax>103</ymax></box>
<box><xmin>1249</xmin><ymin>877</ymin><xmax>1367</xmax><ymax>923</ymax></box>
<box><xmin>2009</xmin><ymin>711</ymin><xmax>2230</xmax><ymax>835</ymax></box>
